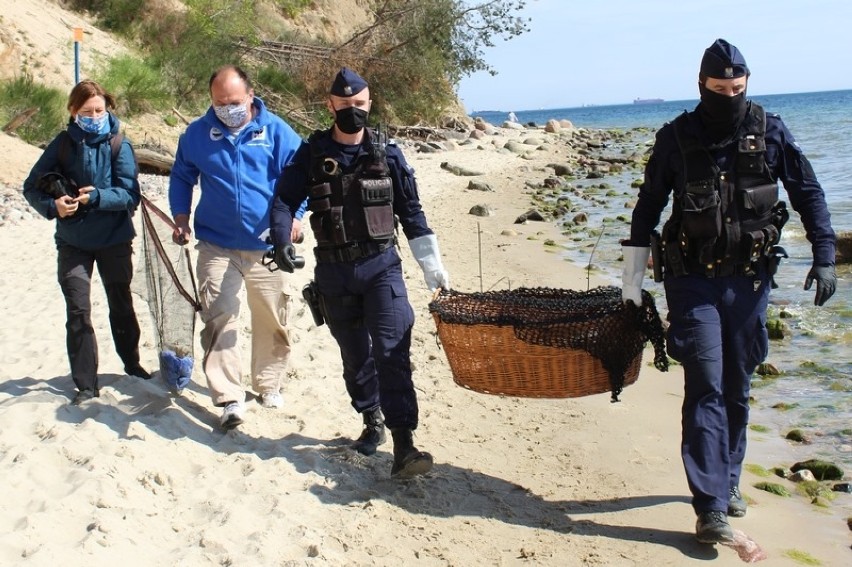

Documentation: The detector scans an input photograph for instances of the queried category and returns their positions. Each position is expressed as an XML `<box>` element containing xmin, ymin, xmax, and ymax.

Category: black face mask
<box><xmin>698</xmin><ymin>85</ymin><xmax>748</xmax><ymax>142</ymax></box>
<box><xmin>334</xmin><ymin>106</ymin><xmax>369</xmax><ymax>134</ymax></box>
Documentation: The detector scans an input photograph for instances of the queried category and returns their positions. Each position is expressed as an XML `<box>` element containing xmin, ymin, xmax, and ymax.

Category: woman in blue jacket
<box><xmin>23</xmin><ymin>80</ymin><xmax>150</xmax><ymax>405</ymax></box>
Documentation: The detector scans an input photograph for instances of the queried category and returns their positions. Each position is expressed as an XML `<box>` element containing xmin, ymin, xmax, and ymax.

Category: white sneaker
<box><xmin>260</xmin><ymin>392</ymin><xmax>283</xmax><ymax>409</ymax></box>
<box><xmin>220</xmin><ymin>401</ymin><xmax>245</xmax><ymax>430</ymax></box>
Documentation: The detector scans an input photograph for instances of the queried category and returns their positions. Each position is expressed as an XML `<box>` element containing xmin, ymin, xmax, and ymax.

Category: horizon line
<box><xmin>466</xmin><ymin>87</ymin><xmax>852</xmax><ymax>115</ymax></box>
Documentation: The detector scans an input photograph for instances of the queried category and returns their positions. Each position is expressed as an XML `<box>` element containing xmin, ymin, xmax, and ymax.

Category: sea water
<box><xmin>472</xmin><ymin>90</ymin><xmax>852</xmax><ymax>471</ymax></box>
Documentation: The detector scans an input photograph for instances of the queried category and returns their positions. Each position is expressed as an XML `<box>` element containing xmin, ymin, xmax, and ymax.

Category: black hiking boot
<box><xmin>390</xmin><ymin>428</ymin><xmax>433</xmax><ymax>479</ymax></box>
<box><xmin>728</xmin><ymin>486</ymin><xmax>747</xmax><ymax>517</ymax></box>
<box><xmin>125</xmin><ymin>363</ymin><xmax>152</xmax><ymax>380</ymax></box>
<box><xmin>351</xmin><ymin>407</ymin><xmax>386</xmax><ymax>456</ymax></box>
<box><xmin>695</xmin><ymin>510</ymin><xmax>734</xmax><ymax>544</ymax></box>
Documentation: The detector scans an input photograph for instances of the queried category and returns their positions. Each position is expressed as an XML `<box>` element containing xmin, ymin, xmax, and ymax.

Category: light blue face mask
<box><xmin>76</xmin><ymin>113</ymin><xmax>110</xmax><ymax>135</ymax></box>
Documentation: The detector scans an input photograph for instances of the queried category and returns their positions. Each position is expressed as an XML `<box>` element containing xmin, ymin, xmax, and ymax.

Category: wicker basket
<box><xmin>430</xmin><ymin>288</ymin><xmax>644</xmax><ymax>399</ymax></box>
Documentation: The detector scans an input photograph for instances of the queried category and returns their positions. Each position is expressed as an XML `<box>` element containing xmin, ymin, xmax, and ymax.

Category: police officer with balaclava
<box><xmin>621</xmin><ymin>39</ymin><xmax>836</xmax><ymax>543</ymax></box>
<box><xmin>270</xmin><ymin>67</ymin><xmax>449</xmax><ymax>479</ymax></box>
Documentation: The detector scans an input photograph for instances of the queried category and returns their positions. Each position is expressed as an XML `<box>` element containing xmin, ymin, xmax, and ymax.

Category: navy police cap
<box><xmin>700</xmin><ymin>38</ymin><xmax>749</xmax><ymax>79</ymax></box>
<box><xmin>330</xmin><ymin>67</ymin><xmax>368</xmax><ymax>97</ymax></box>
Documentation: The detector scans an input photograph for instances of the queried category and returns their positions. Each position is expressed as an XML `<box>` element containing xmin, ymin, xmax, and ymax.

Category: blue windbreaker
<box><xmin>168</xmin><ymin>97</ymin><xmax>303</xmax><ymax>251</ymax></box>
<box><xmin>23</xmin><ymin>113</ymin><xmax>140</xmax><ymax>251</ymax></box>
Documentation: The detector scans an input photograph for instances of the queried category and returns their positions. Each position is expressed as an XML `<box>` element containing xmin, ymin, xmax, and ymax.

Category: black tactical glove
<box><xmin>272</xmin><ymin>244</ymin><xmax>305</xmax><ymax>273</ymax></box>
<box><xmin>803</xmin><ymin>264</ymin><xmax>837</xmax><ymax>306</ymax></box>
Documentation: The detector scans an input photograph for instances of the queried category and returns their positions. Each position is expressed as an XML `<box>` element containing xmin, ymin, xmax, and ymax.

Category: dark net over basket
<box><xmin>429</xmin><ymin>286</ymin><xmax>668</xmax><ymax>400</ymax></box>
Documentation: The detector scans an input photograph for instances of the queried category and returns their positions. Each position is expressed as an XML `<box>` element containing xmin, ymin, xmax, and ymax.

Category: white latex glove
<box><xmin>621</xmin><ymin>245</ymin><xmax>650</xmax><ymax>305</ymax></box>
<box><xmin>409</xmin><ymin>234</ymin><xmax>450</xmax><ymax>291</ymax></box>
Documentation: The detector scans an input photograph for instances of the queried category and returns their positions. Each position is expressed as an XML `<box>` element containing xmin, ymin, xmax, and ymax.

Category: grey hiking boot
<box><xmin>351</xmin><ymin>407</ymin><xmax>386</xmax><ymax>456</ymax></box>
<box><xmin>695</xmin><ymin>510</ymin><xmax>734</xmax><ymax>544</ymax></box>
<box><xmin>728</xmin><ymin>486</ymin><xmax>747</xmax><ymax>517</ymax></box>
<box><xmin>390</xmin><ymin>428</ymin><xmax>433</xmax><ymax>479</ymax></box>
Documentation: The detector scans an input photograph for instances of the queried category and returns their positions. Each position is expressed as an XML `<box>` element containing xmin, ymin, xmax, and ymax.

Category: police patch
<box><xmin>724</xmin><ymin>67</ymin><xmax>734</xmax><ymax>78</ymax></box>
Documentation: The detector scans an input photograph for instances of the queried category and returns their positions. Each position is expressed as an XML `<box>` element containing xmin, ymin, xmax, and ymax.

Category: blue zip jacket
<box><xmin>169</xmin><ymin>97</ymin><xmax>304</xmax><ymax>251</ymax></box>
<box><xmin>23</xmin><ymin>114</ymin><xmax>140</xmax><ymax>251</ymax></box>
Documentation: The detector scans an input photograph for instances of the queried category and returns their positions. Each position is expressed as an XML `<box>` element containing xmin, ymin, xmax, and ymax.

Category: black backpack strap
<box><xmin>110</xmin><ymin>132</ymin><xmax>124</xmax><ymax>161</ymax></box>
<box><xmin>57</xmin><ymin>130</ymin><xmax>72</xmax><ymax>173</ymax></box>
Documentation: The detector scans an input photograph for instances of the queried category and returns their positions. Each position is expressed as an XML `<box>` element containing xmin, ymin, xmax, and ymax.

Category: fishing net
<box><xmin>429</xmin><ymin>286</ymin><xmax>668</xmax><ymax>400</ymax></box>
<box><xmin>133</xmin><ymin>195</ymin><xmax>200</xmax><ymax>394</ymax></box>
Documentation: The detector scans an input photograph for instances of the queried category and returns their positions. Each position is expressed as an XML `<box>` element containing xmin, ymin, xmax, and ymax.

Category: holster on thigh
<box><xmin>320</xmin><ymin>293</ymin><xmax>364</xmax><ymax>328</ymax></box>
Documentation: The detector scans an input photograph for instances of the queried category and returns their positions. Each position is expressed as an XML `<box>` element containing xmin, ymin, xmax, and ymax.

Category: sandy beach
<box><xmin>0</xmin><ymin>2</ymin><xmax>849</xmax><ymax>562</ymax></box>
<box><xmin>1</xmin><ymin>116</ymin><xmax>851</xmax><ymax>566</ymax></box>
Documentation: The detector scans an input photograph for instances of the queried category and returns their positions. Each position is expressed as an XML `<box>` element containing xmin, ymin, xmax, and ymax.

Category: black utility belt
<box><xmin>314</xmin><ymin>239</ymin><xmax>394</xmax><ymax>264</ymax></box>
<box><xmin>685</xmin><ymin>258</ymin><xmax>760</xmax><ymax>278</ymax></box>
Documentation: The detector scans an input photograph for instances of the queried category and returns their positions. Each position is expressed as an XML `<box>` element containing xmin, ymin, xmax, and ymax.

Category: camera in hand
<box><xmin>271</xmin><ymin>244</ymin><xmax>305</xmax><ymax>273</ymax></box>
<box><xmin>290</xmin><ymin>253</ymin><xmax>306</xmax><ymax>270</ymax></box>
<box><xmin>37</xmin><ymin>171</ymin><xmax>79</xmax><ymax>199</ymax></box>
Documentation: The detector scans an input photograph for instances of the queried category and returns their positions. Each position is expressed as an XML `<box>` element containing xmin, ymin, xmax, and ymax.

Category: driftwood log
<box><xmin>171</xmin><ymin>107</ymin><xmax>191</xmax><ymax>126</ymax></box>
<box><xmin>135</xmin><ymin>148</ymin><xmax>175</xmax><ymax>175</ymax></box>
<box><xmin>3</xmin><ymin>107</ymin><xmax>39</xmax><ymax>134</ymax></box>
<box><xmin>387</xmin><ymin>125</ymin><xmax>449</xmax><ymax>142</ymax></box>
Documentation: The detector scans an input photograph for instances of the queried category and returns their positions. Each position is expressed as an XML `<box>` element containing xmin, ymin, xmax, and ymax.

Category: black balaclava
<box><xmin>697</xmin><ymin>38</ymin><xmax>750</xmax><ymax>142</ymax></box>
<box><xmin>698</xmin><ymin>86</ymin><xmax>748</xmax><ymax>142</ymax></box>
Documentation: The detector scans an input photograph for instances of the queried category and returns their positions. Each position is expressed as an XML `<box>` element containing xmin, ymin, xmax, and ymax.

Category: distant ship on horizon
<box><xmin>633</xmin><ymin>97</ymin><xmax>665</xmax><ymax>105</ymax></box>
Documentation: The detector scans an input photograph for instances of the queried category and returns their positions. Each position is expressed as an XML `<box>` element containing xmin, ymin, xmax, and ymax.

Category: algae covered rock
<box><xmin>791</xmin><ymin>459</ymin><xmax>844</xmax><ymax>481</ymax></box>
<box><xmin>766</xmin><ymin>318</ymin><xmax>791</xmax><ymax>339</ymax></box>
<box><xmin>754</xmin><ymin>482</ymin><xmax>791</xmax><ymax>497</ymax></box>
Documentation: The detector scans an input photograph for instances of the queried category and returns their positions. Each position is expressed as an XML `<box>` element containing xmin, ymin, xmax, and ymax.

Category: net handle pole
<box><xmin>140</xmin><ymin>197</ymin><xmax>201</xmax><ymax>312</ymax></box>
<box><xmin>477</xmin><ymin>221</ymin><xmax>483</xmax><ymax>293</ymax></box>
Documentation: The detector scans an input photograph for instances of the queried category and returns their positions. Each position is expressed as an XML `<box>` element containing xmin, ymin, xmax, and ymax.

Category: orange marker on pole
<box><xmin>73</xmin><ymin>28</ymin><xmax>83</xmax><ymax>84</ymax></box>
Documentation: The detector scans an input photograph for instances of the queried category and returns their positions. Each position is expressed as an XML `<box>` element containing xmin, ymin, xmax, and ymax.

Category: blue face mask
<box><xmin>76</xmin><ymin>113</ymin><xmax>110</xmax><ymax>135</ymax></box>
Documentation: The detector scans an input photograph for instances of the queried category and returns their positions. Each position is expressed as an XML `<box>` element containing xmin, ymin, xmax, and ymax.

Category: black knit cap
<box><xmin>330</xmin><ymin>67</ymin><xmax>368</xmax><ymax>97</ymax></box>
<box><xmin>700</xmin><ymin>38</ymin><xmax>749</xmax><ymax>79</ymax></box>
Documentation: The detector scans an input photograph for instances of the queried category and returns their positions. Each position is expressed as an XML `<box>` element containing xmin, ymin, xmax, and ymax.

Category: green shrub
<box><xmin>275</xmin><ymin>0</ymin><xmax>313</xmax><ymax>18</ymax></box>
<box><xmin>64</xmin><ymin>0</ymin><xmax>147</xmax><ymax>35</ymax></box>
<box><xmin>97</xmin><ymin>55</ymin><xmax>171</xmax><ymax>115</ymax></box>
<box><xmin>0</xmin><ymin>75</ymin><xmax>67</xmax><ymax>146</ymax></box>
<box><xmin>255</xmin><ymin>65</ymin><xmax>306</xmax><ymax>99</ymax></box>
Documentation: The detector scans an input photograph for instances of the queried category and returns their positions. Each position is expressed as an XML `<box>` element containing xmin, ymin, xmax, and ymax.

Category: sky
<box><xmin>457</xmin><ymin>0</ymin><xmax>852</xmax><ymax>112</ymax></box>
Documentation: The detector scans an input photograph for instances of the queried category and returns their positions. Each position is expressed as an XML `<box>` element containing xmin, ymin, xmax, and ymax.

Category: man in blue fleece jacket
<box><xmin>169</xmin><ymin>65</ymin><xmax>304</xmax><ymax>429</ymax></box>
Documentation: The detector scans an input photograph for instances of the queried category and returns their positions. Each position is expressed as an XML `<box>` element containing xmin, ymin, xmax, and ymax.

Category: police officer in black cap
<box><xmin>270</xmin><ymin>67</ymin><xmax>449</xmax><ymax>479</ymax></box>
<box><xmin>621</xmin><ymin>39</ymin><xmax>836</xmax><ymax>543</ymax></box>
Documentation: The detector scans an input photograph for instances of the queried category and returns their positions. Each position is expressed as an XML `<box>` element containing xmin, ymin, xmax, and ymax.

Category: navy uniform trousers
<box><xmin>664</xmin><ymin>266</ymin><xmax>770</xmax><ymax>514</ymax></box>
<box><xmin>315</xmin><ymin>246</ymin><xmax>418</xmax><ymax>430</ymax></box>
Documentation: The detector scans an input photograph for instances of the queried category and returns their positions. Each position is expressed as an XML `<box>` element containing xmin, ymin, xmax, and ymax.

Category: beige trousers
<box><xmin>196</xmin><ymin>241</ymin><xmax>291</xmax><ymax>406</ymax></box>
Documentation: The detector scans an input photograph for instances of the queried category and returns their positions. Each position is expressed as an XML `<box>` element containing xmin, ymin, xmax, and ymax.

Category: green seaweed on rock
<box><xmin>754</xmin><ymin>482</ymin><xmax>791</xmax><ymax>497</ymax></box>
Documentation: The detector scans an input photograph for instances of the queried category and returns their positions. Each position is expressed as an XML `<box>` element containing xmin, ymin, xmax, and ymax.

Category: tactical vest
<box><xmin>667</xmin><ymin>104</ymin><xmax>788</xmax><ymax>276</ymax></box>
<box><xmin>307</xmin><ymin>129</ymin><xmax>395</xmax><ymax>251</ymax></box>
